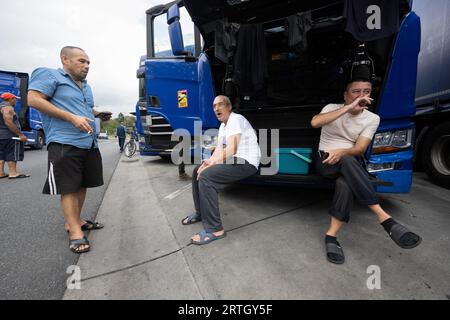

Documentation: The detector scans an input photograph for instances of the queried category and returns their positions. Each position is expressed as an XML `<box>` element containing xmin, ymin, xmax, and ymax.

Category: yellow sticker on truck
<box><xmin>178</xmin><ymin>90</ymin><xmax>188</xmax><ymax>108</ymax></box>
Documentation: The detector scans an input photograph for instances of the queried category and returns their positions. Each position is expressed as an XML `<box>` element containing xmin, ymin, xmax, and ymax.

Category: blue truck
<box><xmin>0</xmin><ymin>70</ymin><xmax>45</xmax><ymax>149</ymax></box>
<box><xmin>137</xmin><ymin>0</ymin><xmax>433</xmax><ymax>192</ymax></box>
<box><xmin>412</xmin><ymin>0</ymin><xmax>450</xmax><ymax>189</ymax></box>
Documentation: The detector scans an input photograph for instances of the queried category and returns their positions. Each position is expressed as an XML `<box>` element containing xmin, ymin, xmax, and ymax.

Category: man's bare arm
<box><xmin>196</xmin><ymin>134</ymin><xmax>240</xmax><ymax>179</ymax></box>
<box><xmin>1</xmin><ymin>107</ymin><xmax>26</xmax><ymax>138</ymax></box>
<box><xmin>211</xmin><ymin>134</ymin><xmax>240</xmax><ymax>164</ymax></box>
<box><xmin>322</xmin><ymin>136</ymin><xmax>372</xmax><ymax>165</ymax></box>
<box><xmin>28</xmin><ymin>90</ymin><xmax>94</xmax><ymax>133</ymax></box>
<box><xmin>311</xmin><ymin>95</ymin><xmax>373</xmax><ymax>128</ymax></box>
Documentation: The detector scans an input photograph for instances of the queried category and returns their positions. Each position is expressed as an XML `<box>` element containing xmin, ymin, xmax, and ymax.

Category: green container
<box><xmin>275</xmin><ymin>148</ymin><xmax>313</xmax><ymax>175</ymax></box>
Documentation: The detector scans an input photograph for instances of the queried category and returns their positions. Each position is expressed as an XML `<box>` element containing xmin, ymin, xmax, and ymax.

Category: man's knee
<box><xmin>335</xmin><ymin>177</ymin><xmax>351</xmax><ymax>193</ymax></box>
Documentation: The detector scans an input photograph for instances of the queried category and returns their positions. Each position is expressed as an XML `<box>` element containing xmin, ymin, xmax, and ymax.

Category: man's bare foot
<box><xmin>68</xmin><ymin>231</ymin><xmax>90</xmax><ymax>253</ymax></box>
<box><xmin>65</xmin><ymin>220</ymin><xmax>87</xmax><ymax>232</ymax></box>
<box><xmin>191</xmin><ymin>230</ymin><xmax>225</xmax><ymax>243</ymax></box>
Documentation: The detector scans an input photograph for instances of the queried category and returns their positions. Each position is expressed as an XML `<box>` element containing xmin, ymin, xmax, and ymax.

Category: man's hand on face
<box><xmin>322</xmin><ymin>149</ymin><xmax>347</xmax><ymax>165</ymax></box>
<box><xmin>347</xmin><ymin>95</ymin><xmax>373</xmax><ymax>113</ymax></box>
<box><xmin>70</xmin><ymin>114</ymin><xmax>94</xmax><ymax>133</ymax></box>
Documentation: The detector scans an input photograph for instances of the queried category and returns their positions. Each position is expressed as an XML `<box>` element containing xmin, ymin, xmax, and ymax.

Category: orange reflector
<box><xmin>372</xmin><ymin>146</ymin><xmax>400</xmax><ymax>154</ymax></box>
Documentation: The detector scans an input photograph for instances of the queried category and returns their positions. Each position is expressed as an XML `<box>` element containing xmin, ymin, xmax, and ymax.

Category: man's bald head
<box><xmin>60</xmin><ymin>46</ymin><xmax>90</xmax><ymax>82</ymax></box>
<box><xmin>60</xmin><ymin>46</ymin><xmax>85</xmax><ymax>59</ymax></box>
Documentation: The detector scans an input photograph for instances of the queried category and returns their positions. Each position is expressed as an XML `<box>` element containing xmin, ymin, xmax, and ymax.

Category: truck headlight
<box><xmin>372</xmin><ymin>129</ymin><xmax>413</xmax><ymax>154</ymax></box>
<box><xmin>367</xmin><ymin>163</ymin><xmax>396</xmax><ymax>173</ymax></box>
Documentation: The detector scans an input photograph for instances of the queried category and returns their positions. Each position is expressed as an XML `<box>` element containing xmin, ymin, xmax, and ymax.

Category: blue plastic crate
<box><xmin>275</xmin><ymin>148</ymin><xmax>313</xmax><ymax>175</ymax></box>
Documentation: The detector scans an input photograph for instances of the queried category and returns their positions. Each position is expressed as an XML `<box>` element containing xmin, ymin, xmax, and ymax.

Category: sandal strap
<box><xmin>82</xmin><ymin>220</ymin><xmax>103</xmax><ymax>230</ymax></box>
<box><xmin>70</xmin><ymin>237</ymin><xmax>89</xmax><ymax>247</ymax></box>
<box><xmin>326</xmin><ymin>242</ymin><xmax>344</xmax><ymax>256</ymax></box>
<box><xmin>389</xmin><ymin>223</ymin><xmax>409</xmax><ymax>243</ymax></box>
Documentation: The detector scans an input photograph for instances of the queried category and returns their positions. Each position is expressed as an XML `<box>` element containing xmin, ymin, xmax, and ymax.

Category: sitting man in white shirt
<box><xmin>181</xmin><ymin>95</ymin><xmax>261</xmax><ymax>245</ymax></box>
<box><xmin>311</xmin><ymin>79</ymin><xmax>421</xmax><ymax>265</ymax></box>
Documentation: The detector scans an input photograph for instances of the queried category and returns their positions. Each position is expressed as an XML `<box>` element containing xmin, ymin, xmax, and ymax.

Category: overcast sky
<box><xmin>0</xmin><ymin>0</ymin><xmax>172</xmax><ymax>117</ymax></box>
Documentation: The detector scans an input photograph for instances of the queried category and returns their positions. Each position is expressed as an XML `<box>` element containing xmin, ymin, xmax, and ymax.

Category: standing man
<box><xmin>181</xmin><ymin>95</ymin><xmax>261</xmax><ymax>245</ymax></box>
<box><xmin>311</xmin><ymin>79</ymin><xmax>421</xmax><ymax>265</ymax></box>
<box><xmin>116</xmin><ymin>122</ymin><xmax>126</xmax><ymax>152</ymax></box>
<box><xmin>0</xmin><ymin>92</ymin><xmax>30</xmax><ymax>179</ymax></box>
<box><xmin>28</xmin><ymin>46</ymin><xmax>112</xmax><ymax>254</ymax></box>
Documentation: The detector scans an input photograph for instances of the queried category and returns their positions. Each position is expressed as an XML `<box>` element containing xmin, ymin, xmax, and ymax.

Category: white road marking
<box><xmin>164</xmin><ymin>183</ymin><xmax>192</xmax><ymax>200</ymax></box>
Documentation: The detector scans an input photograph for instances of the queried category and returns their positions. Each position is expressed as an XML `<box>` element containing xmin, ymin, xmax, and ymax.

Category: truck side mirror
<box><xmin>167</xmin><ymin>4</ymin><xmax>189</xmax><ymax>56</ymax></box>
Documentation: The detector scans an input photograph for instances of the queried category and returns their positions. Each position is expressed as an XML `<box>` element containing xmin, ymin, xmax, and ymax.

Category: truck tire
<box><xmin>34</xmin><ymin>131</ymin><xmax>45</xmax><ymax>150</ymax></box>
<box><xmin>421</xmin><ymin>122</ymin><xmax>450</xmax><ymax>189</ymax></box>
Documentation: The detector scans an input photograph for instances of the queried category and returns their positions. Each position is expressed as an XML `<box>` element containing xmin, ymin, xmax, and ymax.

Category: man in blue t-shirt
<box><xmin>28</xmin><ymin>46</ymin><xmax>112</xmax><ymax>254</ymax></box>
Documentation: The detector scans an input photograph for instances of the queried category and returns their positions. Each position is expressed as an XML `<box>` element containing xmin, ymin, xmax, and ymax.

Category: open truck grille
<box><xmin>141</xmin><ymin>115</ymin><xmax>177</xmax><ymax>151</ymax></box>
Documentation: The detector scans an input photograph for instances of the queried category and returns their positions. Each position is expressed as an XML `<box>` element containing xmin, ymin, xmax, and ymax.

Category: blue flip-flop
<box><xmin>191</xmin><ymin>230</ymin><xmax>226</xmax><ymax>245</ymax></box>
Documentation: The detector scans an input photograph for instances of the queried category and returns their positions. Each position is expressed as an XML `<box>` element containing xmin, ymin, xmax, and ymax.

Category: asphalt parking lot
<box><xmin>64</xmin><ymin>155</ymin><xmax>450</xmax><ymax>300</ymax></box>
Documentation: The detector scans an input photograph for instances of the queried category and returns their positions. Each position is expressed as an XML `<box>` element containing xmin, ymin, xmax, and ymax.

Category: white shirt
<box><xmin>218</xmin><ymin>112</ymin><xmax>261</xmax><ymax>169</ymax></box>
<box><xmin>319</xmin><ymin>104</ymin><xmax>380</xmax><ymax>152</ymax></box>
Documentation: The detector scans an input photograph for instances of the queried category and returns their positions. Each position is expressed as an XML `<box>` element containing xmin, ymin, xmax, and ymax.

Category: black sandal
<box><xmin>389</xmin><ymin>223</ymin><xmax>422</xmax><ymax>249</ymax></box>
<box><xmin>66</xmin><ymin>220</ymin><xmax>104</xmax><ymax>233</ymax></box>
<box><xmin>326</xmin><ymin>242</ymin><xmax>345</xmax><ymax>265</ymax></box>
<box><xmin>69</xmin><ymin>237</ymin><xmax>90</xmax><ymax>254</ymax></box>
<box><xmin>81</xmin><ymin>220</ymin><xmax>104</xmax><ymax>231</ymax></box>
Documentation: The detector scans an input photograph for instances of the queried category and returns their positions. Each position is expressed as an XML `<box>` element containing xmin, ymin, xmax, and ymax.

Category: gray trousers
<box><xmin>192</xmin><ymin>158</ymin><xmax>258</xmax><ymax>232</ymax></box>
<box><xmin>316</xmin><ymin>154</ymin><xmax>379</xmax><ymax>223</ymax></box>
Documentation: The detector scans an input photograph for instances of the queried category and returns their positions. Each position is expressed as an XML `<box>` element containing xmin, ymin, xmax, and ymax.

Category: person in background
<box><xmin>116</xmin><ymin>122</ymin><xmax>126</xmax><ymax>153</ymax></box>
<box><xmin>0</xmin><ymin>92</ymin><xmax>30</xmax><ymax>180</ymax></box>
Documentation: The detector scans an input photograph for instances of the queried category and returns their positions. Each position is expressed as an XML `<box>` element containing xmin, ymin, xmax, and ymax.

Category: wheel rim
<box><xmin>431</xmin><ymin>135</ymin><xmax>450</xmax><ymax>175</ymax></box>
<box><xmin>125</xmin><ymin>142</ymin><xmax>136</xmax><ymax>157</ymax></box>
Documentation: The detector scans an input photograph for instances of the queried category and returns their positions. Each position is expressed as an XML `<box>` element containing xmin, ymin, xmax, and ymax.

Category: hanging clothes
<box><xmin>343</xmin><ymin>0</ymin><xmax>400</xmax><ymax>42</ymax></box>
<box><xmin>232</xmin><ymin>24</ymin><xmax>268</xmax><ymax>97</ymax></box>
<box><xmin>287</xmin><ymin>11</ymin><xmax>313</xmax><ymax>53</ymax></box>
<box><xmin>215</xmin><ymin>18</ymin><xmax>240</xmax><ymax>64</ymax></box>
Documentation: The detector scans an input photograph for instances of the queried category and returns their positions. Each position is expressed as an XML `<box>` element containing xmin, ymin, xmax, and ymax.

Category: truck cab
<box><xmin>139</xmin><ymin>0</ymin><xmax>420</xmax><ymax>193</ymax></box>
<box><xmin>0</xmin><ymin>71</ymin><xmax>45</xmax><ymax>149</ymax></box>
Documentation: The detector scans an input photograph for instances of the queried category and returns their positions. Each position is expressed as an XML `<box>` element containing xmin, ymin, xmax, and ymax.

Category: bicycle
<box><xmin>124</xmin><ymin>131</ymin><xmax>138</xmax><ymax>158</ymax></box>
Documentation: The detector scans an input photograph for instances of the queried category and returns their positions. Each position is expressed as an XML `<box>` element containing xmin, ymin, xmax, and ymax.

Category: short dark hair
<box><xmin>345</xmin><ymin>78</ymin><xmax>372</xmax><ymax>91</ymax></box>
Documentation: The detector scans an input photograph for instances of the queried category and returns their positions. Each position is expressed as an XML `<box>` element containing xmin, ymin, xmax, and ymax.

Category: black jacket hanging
<box><xmin>232</xmin><ymin>24</ymin><xmax>268</xmax><ymax>97</ymax></box>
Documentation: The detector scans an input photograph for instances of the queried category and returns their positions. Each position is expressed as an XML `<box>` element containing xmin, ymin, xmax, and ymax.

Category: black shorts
<box><xmin>43</xmin><ymin>143</ymin><xmax>104</xmax><ymax>195</ymax></box>
<box><xmin>0</xmin><ymin>139</ymin><xmax>24</xmax><ymax>162</ymax></box>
